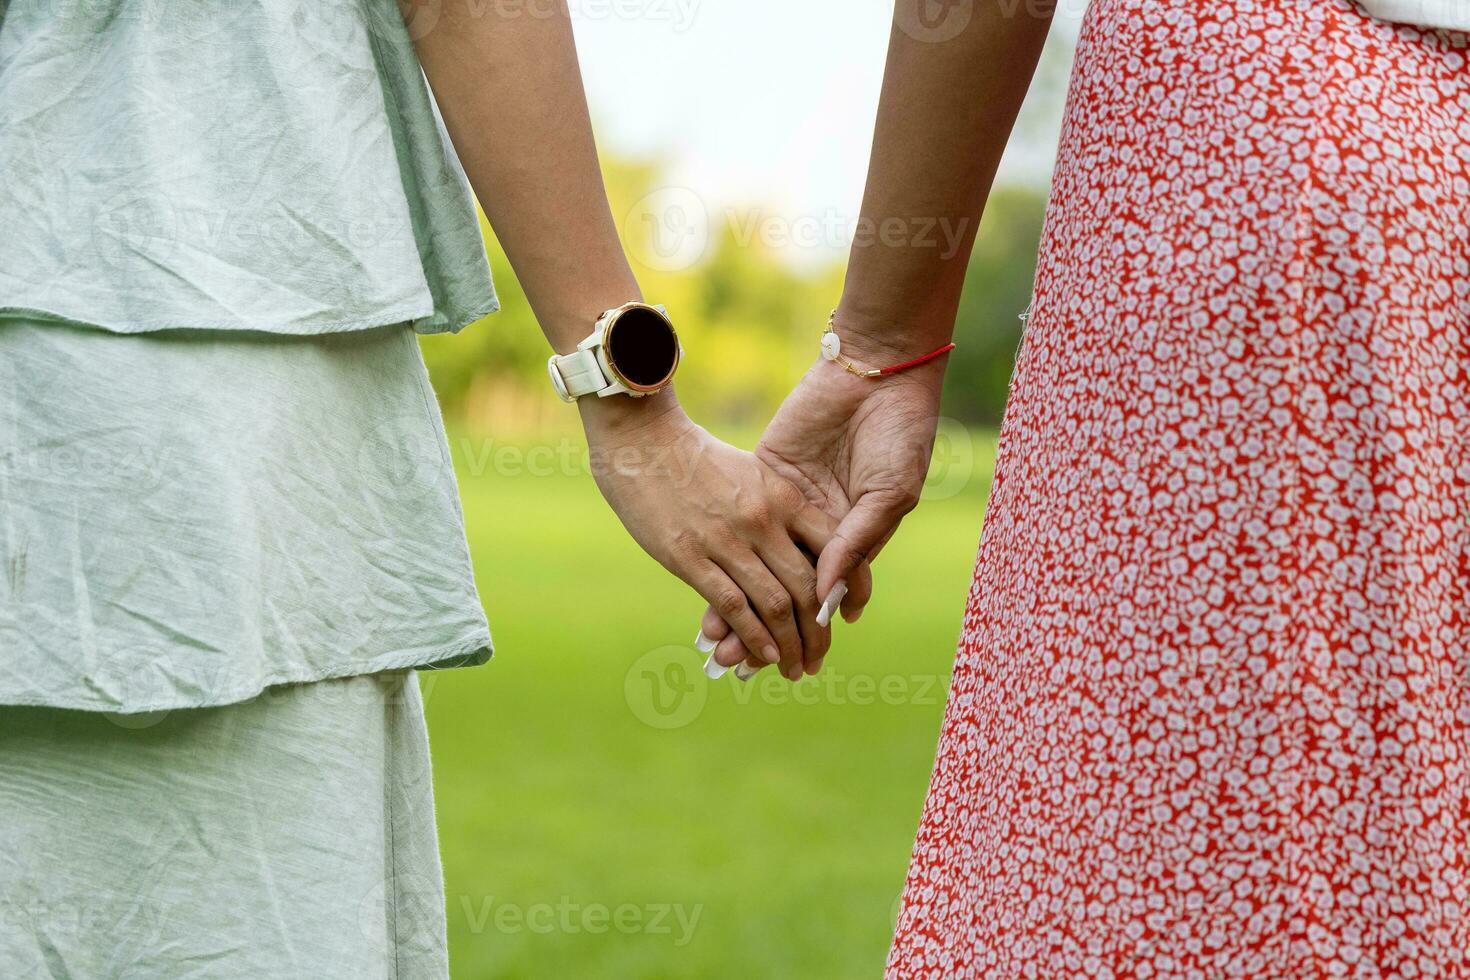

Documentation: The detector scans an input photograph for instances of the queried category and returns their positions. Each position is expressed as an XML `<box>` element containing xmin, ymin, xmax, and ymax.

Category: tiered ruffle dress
<box><xmin>0</xmin><ymin>2</ymin><xmax>498</xmax><ymax>974</ymax></box>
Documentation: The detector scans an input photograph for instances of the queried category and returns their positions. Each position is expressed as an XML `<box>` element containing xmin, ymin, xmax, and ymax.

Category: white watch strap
<box><xmin>552</xmin><ymin>349</ymin><xmax>608</xmax><ymax>399</ymax></box>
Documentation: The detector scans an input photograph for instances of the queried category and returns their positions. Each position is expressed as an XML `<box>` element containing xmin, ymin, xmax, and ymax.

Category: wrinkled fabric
<box><xmin>0</xmin><ymin>315</ymin><xmax>492</xmax><ymax>713</ymax></box>
<box><xmin>0</xmin><ymin>670</ymin><xmax>448</xmax><ymax>979</ymax></box>
<box><xmin>0</xmin><ymin>0</ymin><xmax>497</xmax><ymax>335</ymax></box>
<box><xmin>1357</xmin><ymin>0</ymin><xmax>1470</xmax><ymax>30</ymax></box>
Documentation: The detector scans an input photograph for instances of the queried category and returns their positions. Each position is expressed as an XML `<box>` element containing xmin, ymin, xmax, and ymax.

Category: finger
<box><xmin>755</xmin><ymin>534</ymin><xmax>828</xmax><ymax>668</ymax></box>
<box><xmin>697</xmin><ymin>605</ymin><xmax>733</xmax><ymax>652</ymax></box>
<box><xmin>788</xmin><ymin>503</ymin><xmax>876</xmax><ymax>625</ymax></box>
<box><xmin>709</xmin><ymin>630</ymin><xmax>765</xmax><ymax>679</ymax></box>
<box><xmin>814</xmin><ymin>490</ymin><xmax>915</xmax><ymax>602</ymax></box>
<box><xmin>841</xmin><ymin>518</ymin><xmax>906</xmax><ymax>622</ymax></box>
<box><xmin>735</xmin><ymin>654</ymin><xmax>766</xmax><ymax>682</ymax></box>
<box><xmin>839</xmin><ymin>561</ymin><xmax>874</xmax><ymax>623</ymax></box>
<box><xmin>689</xmin><ymin>561</ymin><xmax>782</xmax><ymax>674</ymax></box>
<box><xmin>709</xmin><ymin>619</ymin><xmax>747</xmax><ymax>669</ymax></box>
<box><xmin>716</xmin><ymin>634</ymin><xmax>767</xmax><ymax>682</ymax></box>
<box><xmin>719</xmin><ymin>553</ymin><xmax>805</xmax><ymax>681</ymax></box>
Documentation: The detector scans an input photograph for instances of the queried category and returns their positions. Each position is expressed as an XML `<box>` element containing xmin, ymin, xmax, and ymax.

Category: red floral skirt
<box><xmin>887</xmin><ymin>2</ymin><xmax>1470</xmax><ymax>976</ymax></box>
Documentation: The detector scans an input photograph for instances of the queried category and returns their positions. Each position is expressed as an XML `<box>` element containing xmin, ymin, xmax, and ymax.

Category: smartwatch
<box><xmin>547</xmin><ymin>302</ymin><xmax>682</xmax><ymax>402</ymax></box>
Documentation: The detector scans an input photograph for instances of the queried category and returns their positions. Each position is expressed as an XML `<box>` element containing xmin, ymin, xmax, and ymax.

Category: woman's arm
<box><xmin>701</xmin><ymin>2</ymin><xmax>1055</xmax><ymax>674</ymax></box>
<box><xmin>837</xmin><ymin>1</ymin><xmax>1054</xmax><ymax>366</ymax></box>
<box><xmin>408</xmin><ymin>0</ymin><xmax>634</xmax><ymax>357</ymax></box>
<box><xmin>408</xmin><ymin>1</ymin><xmax>836</xmax><ymax>676</ymax></box>
<box><xmin>810</xmin><ymin>0</ymin><xmax>1056</xmax><ymax>587</ymax></box>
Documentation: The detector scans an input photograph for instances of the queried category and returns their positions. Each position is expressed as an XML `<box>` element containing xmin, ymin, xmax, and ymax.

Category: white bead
<box><xmin>820</xmin><ymin>331</ymin><xmax>842</xmax><ymax>361</ymax></box>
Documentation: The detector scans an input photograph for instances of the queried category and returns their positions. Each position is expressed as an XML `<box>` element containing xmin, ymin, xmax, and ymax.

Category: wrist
<box><xmin>578</xmin><ymin>387</ymin><xmax>686</xmax><ymax>443</ymax></box>
<box><xmin>828</xmin><ymin>303</ymin><xmax>956</xmax><ymax>372</ymax></box>
<box><xmin>540</xmin><ymin>281</ymin><xmax>645</xmax><ymax>357</ymax></box>
<box><xmin>822</xmin><ymin>308</ymin><xmax>953</xmax><ymax>390</ymax></box>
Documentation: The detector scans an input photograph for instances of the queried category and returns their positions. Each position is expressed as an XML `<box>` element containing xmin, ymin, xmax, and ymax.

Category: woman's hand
<box><xmin>698</xmin><ymin>351</ymin><xmax>944</xmax><ymax>677</ymax></box>
<box><xmin>691</xmin><ymin>0</ymin><xmax>1048</xmax><ymax>681</ymax></box>
<box><xmin>580</xmin><ymin>393</ymin><xmax>843</xmax><ymax>681</ymax></box>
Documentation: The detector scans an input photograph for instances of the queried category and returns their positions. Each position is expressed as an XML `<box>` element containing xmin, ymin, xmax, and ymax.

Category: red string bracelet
<box><xmin>820</xmin><ymin>310</ymin><xmax>956</xmax><ymax>379</ymax></box>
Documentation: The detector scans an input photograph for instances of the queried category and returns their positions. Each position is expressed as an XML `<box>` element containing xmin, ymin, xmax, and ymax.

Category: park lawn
<box><xmin>425</xmin><ymin>426</ymin><xmax>995</xmax><ymax>979</ymax></box>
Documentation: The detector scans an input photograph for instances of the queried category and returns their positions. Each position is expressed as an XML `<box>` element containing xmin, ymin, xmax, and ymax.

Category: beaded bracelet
<box><xmin>819</xmin><ymin>310</ymin><xmax>957</xmax><ymax>379</ymax></box>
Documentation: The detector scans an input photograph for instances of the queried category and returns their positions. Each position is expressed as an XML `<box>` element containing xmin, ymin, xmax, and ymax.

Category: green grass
<box><xmin>425</xmin><ymin>426</ymin><xmax>996</xmax><ymax>979</ymax></box>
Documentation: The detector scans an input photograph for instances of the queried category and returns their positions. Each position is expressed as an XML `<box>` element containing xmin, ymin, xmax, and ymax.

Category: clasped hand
<box><xmin>584</xmin><ymin>355</ymin><xmax>943</xmax><ymax>683</ymax></box>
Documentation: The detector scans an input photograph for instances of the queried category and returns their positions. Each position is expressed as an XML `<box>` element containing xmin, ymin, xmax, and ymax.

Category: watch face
<box><xmin>605</xmin><ymin>305</ymin><xmax>679</xmax><ymax>390</ymax></box>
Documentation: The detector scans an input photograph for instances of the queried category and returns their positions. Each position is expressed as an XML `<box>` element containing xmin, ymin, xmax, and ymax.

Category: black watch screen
<box><xmin>605</xmin><ymin>306</ymin><xmax>680</xmax><ymax>390</ymax></box>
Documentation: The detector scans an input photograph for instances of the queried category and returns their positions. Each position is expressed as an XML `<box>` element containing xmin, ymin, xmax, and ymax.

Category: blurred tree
<box><xmin>421</xmin><ymin>158</ymin><xmax>1048</xmax><ymax>432</ymax></box>
<box><xmin>943</xmin><ymin>185</ymin><xmax>1049</xmax><ymax>425</ymax></box>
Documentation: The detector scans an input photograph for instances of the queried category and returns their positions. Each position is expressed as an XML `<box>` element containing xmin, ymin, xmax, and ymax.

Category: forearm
<box><xmin>837</xmin><ymin>2</ymin><xmax>1053</xmax><ymax>363</ymax></box>
<box><xmin>410</xmin><ymin>1</ymin><xmax>640</xmax><ymax>360</ymax></box>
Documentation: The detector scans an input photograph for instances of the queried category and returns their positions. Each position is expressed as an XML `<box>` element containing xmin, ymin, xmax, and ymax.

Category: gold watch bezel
<box><xmin>601</xmin><ymin>302</ymin><xmax>681</xmax><ymax>393</ymax></box>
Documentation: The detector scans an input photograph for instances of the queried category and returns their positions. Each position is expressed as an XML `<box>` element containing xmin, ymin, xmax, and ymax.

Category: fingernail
<box><xmin>703</xmin><ymin>654</ymin><xmax>728</xmax><ymax>680</ymax></box>
<box><xmin>694</xmin><ymin>630</ymin><xmax>717</xmax><ymax>654</ymax></box>
<box><xmin>760</xmin><ymin>645</ymin><xmax>781</xmax><ymax>665</ymax></box>
<box><xmin>734</xmin><ymin>662</ymin><xmax>759</xmax><ymax>682</ymax></box>
<box><xmin>816</xmin><ymin>580</ymin><xmax>849</xmax><ymax>628</ymax></box>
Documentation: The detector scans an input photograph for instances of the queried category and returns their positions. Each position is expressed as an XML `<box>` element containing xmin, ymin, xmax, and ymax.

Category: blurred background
<box><xmin>418</xmin><ymin>4</ymin><xmax>1084</xmax><ymax>976</ymax></box>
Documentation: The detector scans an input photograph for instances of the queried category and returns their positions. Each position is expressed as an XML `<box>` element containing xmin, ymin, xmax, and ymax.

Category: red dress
<box><xmin>887</xmin><ymin>2</ymin><xmax>1470</xmax><ymax>976</ymax></box>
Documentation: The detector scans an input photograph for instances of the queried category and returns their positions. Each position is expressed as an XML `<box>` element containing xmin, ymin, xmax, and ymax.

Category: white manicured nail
<box><xmin>815</xmin><ymin>580</ymin><xmax>849</xmax><ymax>628</ymax></box>
<box><xmin>703</xmin><ymin>654</ymin><xmax>728</xmax><ymax>680</ymax></box>
<box><xmin>694</xmin><ymin>630</ymin><xmax>717</xmax><ymax>654</ymax></box>
<box><xmin>734</xmin><ymin>662</ymin><xmax>759</xmax><ymax>682</ymax></box>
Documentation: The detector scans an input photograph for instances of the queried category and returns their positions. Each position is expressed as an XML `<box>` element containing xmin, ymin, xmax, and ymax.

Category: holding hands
<box><xmin>582</xmin><ymin>328</ymin><xmax>943</xmax><ymax>686</ymax></box>
<box><xmin>410</xmin><ymin>0</ymin><xmax>1035</xmax><ymax>678</ymax></box>
<box><xmin>578</xmin><ymin>392</ymin><xmax>856</xmax><ymax>684</ymax></box>
<box><xmin>694</xmin><ymin>319</ymin><xmax>946</xmax><ymax>682</ymax></box>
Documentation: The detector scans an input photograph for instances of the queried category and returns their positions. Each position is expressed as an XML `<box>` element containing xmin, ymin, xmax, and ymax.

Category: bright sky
<box><xmin>571</xmin><ymin>0</ymin><xmax>1085</xmax><ymax>265</ymax></box>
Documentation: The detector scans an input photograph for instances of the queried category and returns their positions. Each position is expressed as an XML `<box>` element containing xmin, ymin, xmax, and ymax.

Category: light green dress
<box><xmin>0</xmin><ymin>671</ymin><xmax>449</xmax><ymax>978</ymax></box>
<box><xmin>0</xmin><ymin>317</ymin><xmax>493</xmax><ymax>713</ymax></box>
<box><xmin>0</xmin><ymin>0</ymin><xmax>497</xmax><ymax>335</ymax></box>
<box><xmin>0</xmin><ymin>2</ymin><xmax>498</xmax><ymax>975</ymax></box>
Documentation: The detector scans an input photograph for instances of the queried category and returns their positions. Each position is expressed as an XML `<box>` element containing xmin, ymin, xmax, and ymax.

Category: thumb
<box><xmin>815</xmin><ymin>489</ymin><xmax>912</xmax><ymax>600</ymax></box>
